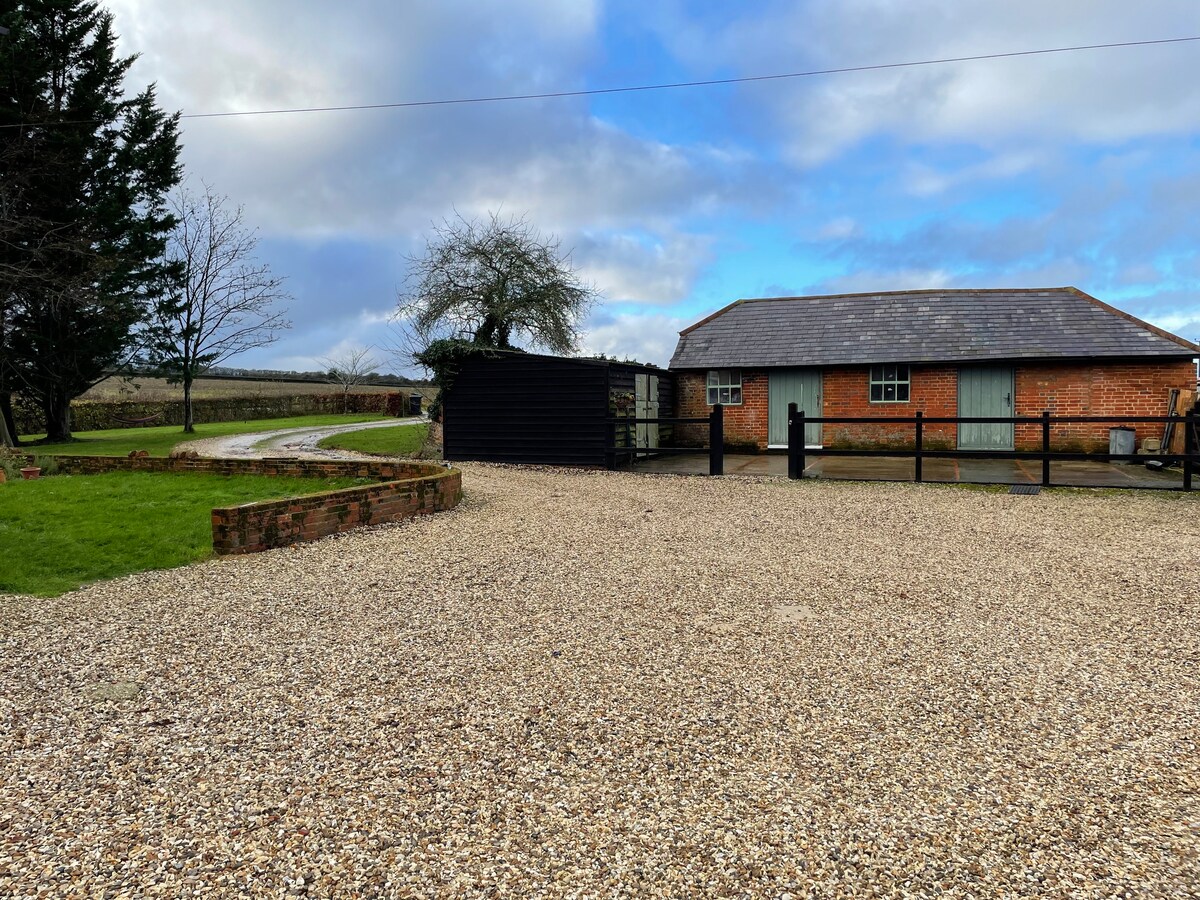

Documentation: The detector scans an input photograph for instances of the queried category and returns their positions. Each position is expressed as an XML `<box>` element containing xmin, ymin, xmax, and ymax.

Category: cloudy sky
<box><xmin>105</xmin><ymin>0</ymin><xmax>1200</xmax><ymax>373</ymax></box>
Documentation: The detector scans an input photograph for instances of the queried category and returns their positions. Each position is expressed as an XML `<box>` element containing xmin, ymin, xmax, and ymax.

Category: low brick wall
<box><xmin>26</xmin><ymin>455</ymin><xmax>463</xmax><ymax>555</ymax></box>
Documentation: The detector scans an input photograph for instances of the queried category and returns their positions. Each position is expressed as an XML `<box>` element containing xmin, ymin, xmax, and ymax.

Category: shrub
<box><xmin>385</xmin><ymin>392</ymin><xmax>408</xmax><ymax>417</ymax></box>
<box><xmin>32</xmin><ymin>456</ymin><xmax>61</xmax><ymax>477</ymax></box>
<box><xmin>0</xmin><ymin>449</ymin><xmax>24</xmax><ymax>480</ymax></box>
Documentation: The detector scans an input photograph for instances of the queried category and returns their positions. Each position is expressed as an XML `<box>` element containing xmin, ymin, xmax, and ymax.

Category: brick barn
<box><xmin>669</xmin><ymin>287</ymin><xmax>1198</xmax><ymax>452</ymax></box>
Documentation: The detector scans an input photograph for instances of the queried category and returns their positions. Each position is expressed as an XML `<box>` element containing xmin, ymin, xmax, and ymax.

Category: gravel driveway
<box><xmin>177</xmin><ymin>417</ymin><xmax>423</xmax><ymax>460</ymax></box>
<box><xmin>2</xmin><ymin>466</ymin><xmax>1198</xmax><ymax>897</ymax></box>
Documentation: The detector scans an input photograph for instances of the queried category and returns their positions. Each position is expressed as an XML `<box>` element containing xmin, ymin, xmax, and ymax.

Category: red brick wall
<box><xmin>1014</xmin><ymin>360</ymin><xmax>1196</xmax><ymax>450</ymax></box>
<box><xmin>676</xmin><ymin>371</ymin><xmax>769</xmax><ymax>450</ymax></box>
<box><xmin>32</xmin><ymin>455</ymin><xmax>463</xmax><ymax>554</ymax></box>
<box><xmin>823</xmin><ymin>365</ymin><xmax>958</xmax><ymax>449</ymax></box>
<box><xmin>675</xmin><ymin>360</ymin><xmax>1196</xmax><ymax>451</ymax></box>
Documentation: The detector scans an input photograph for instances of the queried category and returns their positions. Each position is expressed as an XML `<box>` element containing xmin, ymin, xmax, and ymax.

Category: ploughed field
<box><xmin>1</xmin><ymin>465</ymin><xmax>1197</xmax><ymax>897</ymax></box>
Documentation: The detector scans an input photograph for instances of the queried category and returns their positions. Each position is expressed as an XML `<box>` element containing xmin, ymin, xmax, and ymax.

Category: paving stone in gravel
<box><xmin>85</xmin><ymin>680</ymin><xmax>143</xmax><ymax>702</ymax></box>
<box><xmin>1</xmin><ymin>464</ymin><xmax>1198</xmax><ymax>898</ymax></box>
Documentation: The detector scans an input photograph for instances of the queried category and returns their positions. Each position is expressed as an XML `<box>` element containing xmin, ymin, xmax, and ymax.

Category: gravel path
<box><xmin>2</xmin><ymin>466</ymin><xmax>1198</xmax><ymax>897</ymax></box>
<box><xmin>177</xmin><ymin>417</ymin><xmax>423</xmax><ymax>461</ymax></box>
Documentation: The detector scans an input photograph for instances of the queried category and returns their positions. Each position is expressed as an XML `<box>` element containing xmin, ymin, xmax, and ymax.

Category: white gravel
<box><xmin>2</xmin><ymin>465</ymin><xmax>1198</xmax><ymax>898</ymax></box>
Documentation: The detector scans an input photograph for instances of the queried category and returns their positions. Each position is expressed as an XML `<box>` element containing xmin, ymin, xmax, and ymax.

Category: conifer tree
<box><xmin>0</xmin><ymin>1</ymin><xmax>182</xmax><ymax>440</ymax></box>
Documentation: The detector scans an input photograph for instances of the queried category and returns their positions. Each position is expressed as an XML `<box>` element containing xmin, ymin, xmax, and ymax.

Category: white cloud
<box><xmin>901</xmin><ymin>150</ymin><xmax>1047</xmax><ymax>197</ymax></box>
<box><xmin>809</xmin><ymin>268</ymin><xmax>955</xmax><ymax>295</ymax></box>
<box><xmin>573</xmin><ymin>232</ymin><xmax>714</xmax><ymax>304</ymax></box>
<box><xmin>646</xmin><ymin>1</ymin><xmax>1200</xmax><ymax>167</ymax></box>
<box><xmin>816</xmin><ymin>216</ymin><xmax>861</xmax><ymax>240</ymax></box>
<box><xmin>581</xmin><ymin>312</ymin><xmax>691</xmax><ymax>367</ymax></box>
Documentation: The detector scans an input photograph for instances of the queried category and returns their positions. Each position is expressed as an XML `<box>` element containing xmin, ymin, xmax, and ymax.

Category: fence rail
<box><xmin>787</xmin><ymin>406</ymin><xmax>1198</xmax><ymax>491</ymax></box>
<box><xmin>606</xmin><ymin>406</ymin><xmax>725</xmax><ymax>474</ymax></box>
<box><xmin>608</xmin><ymin>404</ymin><xmax>1199</xmax><ymax>491</ymax></box>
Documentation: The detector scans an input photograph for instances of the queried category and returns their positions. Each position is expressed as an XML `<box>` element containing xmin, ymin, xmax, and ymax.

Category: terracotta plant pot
<box><xmin>0</xmin><ymin>469</ymin><xmax>6</xmax><ymax>483</ymax></box>
<box><xmin>20</xmin><ymin>466</ymin><xmax>41</xmax><ymax>480</ymax></box>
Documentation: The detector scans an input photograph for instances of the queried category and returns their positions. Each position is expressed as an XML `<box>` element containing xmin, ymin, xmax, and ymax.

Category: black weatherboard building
<box><xmin>441</xmin><ymin>351</ymin><xmax>674</xmax><ymax>466</ymax></box>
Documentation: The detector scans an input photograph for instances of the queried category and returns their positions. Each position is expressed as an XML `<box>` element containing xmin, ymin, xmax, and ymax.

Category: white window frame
<box><xmin>869</xmin><ymin>364</ymin><xmax>911</xmax><ymax>403</ymax></box>
<box><xmin>706</xmin><ymin>369</ymin><xmax>743</xmax><ymax>406</ymax></box>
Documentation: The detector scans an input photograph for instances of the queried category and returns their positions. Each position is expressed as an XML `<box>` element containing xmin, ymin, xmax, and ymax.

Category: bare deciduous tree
<box><xmin>322</xmin><ymin>347</ymin><xmax>380</xmax><ymax>413</ymax></box>
<box><xmin>150</xmin><ymin>184</ymin><xmax>291</xmax><ymax>432</ymax></box>
<box><xmin>395</xmin><ymin>212</ymin><xmax>597</xmax><ymax>359</ymax></box>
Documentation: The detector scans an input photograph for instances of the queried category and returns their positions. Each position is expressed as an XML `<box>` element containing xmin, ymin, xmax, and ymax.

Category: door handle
<box><xmin>1005</xmin><ymin>392</ymin><xmax>1012</xmax><ymax>407</ymax></box>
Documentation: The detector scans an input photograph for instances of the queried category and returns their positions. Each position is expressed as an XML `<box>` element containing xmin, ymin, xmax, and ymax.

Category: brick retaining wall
<box><xmin>25</xmin><ymin>455</ymin><xmax>463</xmax><ymax>555</ymax></box>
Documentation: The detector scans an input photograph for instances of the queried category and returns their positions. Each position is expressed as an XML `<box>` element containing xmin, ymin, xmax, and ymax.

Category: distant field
<box><xmin>83</xmin><ymin>377</ymin><xmax>436</xmax><ymax>402</ymax></box>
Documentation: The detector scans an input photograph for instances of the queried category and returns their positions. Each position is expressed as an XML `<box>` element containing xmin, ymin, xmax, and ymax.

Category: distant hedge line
<box><xmin>14</xmin><ymin>392</ymin><xmax>416</xmax><ymax>435</ymax></box>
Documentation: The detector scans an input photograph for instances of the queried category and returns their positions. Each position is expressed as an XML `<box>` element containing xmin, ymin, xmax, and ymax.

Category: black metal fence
<box><xmin>786</xmin><ymin>404</ymin><xmax>1198</xmax><ymax>491</ymax></box>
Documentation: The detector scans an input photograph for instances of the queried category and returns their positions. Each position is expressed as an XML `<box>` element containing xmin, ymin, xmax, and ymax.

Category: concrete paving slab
<box><xmin>627</xmin><ymin>452</ymin><xmax>1186</xmax><ymax>489</ymax></box>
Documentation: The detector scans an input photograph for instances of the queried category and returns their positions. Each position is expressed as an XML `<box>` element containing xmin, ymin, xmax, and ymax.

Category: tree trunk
<box><xmin>45</xmin><ymin>389</ymin><xmax>72</xmax><ymax>442</ymax></box>
<box><xmin>475</xmin><ymin>314</ymin><xmax>499</xmax><ymax>347</ymax></box>
<box><xmin>182</xmin><ymin>376</ymin><xmax>195</xmax><ymax>433</ymax></box>
<box><xmin>0</xmin><ymin>393</ymin><xmax>16</xmax><ymax>447</ymax></box>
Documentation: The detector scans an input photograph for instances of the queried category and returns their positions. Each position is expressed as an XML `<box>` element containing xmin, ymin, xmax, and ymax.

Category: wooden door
<box><xmin>768</xmin><ymin>369</ymin><xmax>822</xmax><ymax>447</ymax></box>
<box><xmin>957</xmin><ymin>366</ymin><xmax>1014</xmax><ymax>450</ymax></box>
<box><xmin>634</xmin><ymin>373</ymin><xmax>659</xmax><ymax>453</ymax></box>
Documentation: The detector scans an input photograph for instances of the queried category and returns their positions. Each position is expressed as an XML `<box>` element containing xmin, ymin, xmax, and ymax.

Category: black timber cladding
<box><xmin>669</xmin><ymin>287</ymin><xmax>1200</xmax><ymax>370</ymax></box>
<box><xmin>442</xmin><ymin>352</ymin><xmax>672</xmax><ymax>466</ymax></box>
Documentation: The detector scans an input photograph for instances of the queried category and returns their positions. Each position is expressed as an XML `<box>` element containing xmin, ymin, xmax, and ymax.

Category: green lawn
<box><xmin>0</xmin><ymin>471</ymin><xmax>374</xmax><ymax>597</ymax></box>
<box><xmin>20</xmin><ymin>414</ymin><xmax>389</xmax><ymax>457</ymax></box>
<box><xmin>317</xmin><ymin>422</ymin><xmax>429</xmax><ymax>457</ymax></box>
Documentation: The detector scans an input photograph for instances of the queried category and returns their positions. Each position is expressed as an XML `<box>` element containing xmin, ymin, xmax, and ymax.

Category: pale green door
<box><xmin>634</xmin><ymin>373</ymin><xmax>659</xmax><ymax>454</ymax></box>
<box><xmin>958</xmin><ymin>366</ymin><xmax>1014</xmax><ymax>450</ymax></box>
<box><xmin>768</xmin><ymin>369</ymin><xmax>822</xmax><ymax>446</ymax></box>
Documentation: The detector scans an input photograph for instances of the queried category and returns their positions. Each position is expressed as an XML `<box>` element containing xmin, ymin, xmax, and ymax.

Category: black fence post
<box><xmin>1041</xmin><ymin>410</ymin><xmax>1051</xmax><ymax>487</ymax></box>
<box><xmin>797</xmin><ymin>410</ymin><xmax>806</xmax><ymax>479</ymax></box>
<box><xmin>916</xmin><ymin>412</ymin><xmax>926</xmax><ymax>487</ymax></box>
<box><xmin>787</xmin><ymin>402</ymin><xmax>801</xmax><ymax>479</ymax></box>
<box><xmin>709</xmin><ymin>404</ymin><xmax>724</xmax><ymax>476</ymax></box>
<box><xmin>1184</xmin><ymin>413</ymin><xmax>1194</xmax><ymax>493</ymax></box>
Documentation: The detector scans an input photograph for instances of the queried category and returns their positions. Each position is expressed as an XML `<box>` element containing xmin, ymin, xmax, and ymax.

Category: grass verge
<box><xmin>18</xmin><ymin>414</ymin><xmax>389</xmax><ymax>457</ymax></box>
<box><xmin>0</xmin><ymin>471</ymin><xmax>373</xmax><ymax>597</ymax></box>
<box><xmin>317</xmin><ymin>422</ymin><xmax>430</xmax><ymax>457</ymax></box>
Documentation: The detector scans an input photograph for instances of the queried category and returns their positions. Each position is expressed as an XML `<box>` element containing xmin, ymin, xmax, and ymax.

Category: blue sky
<box><xmin>106</xmin><ymin>0</ymin><xmax>1200</xmax><ymax>373</ymax></box>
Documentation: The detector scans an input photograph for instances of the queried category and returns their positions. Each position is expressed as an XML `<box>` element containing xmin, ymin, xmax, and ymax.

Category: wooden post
<box><xmin>1042</xmin><ymin>411</ymin><xmax>1051</xmax><ymax>487</ymax></box>
<box><xmin>796</xmin><ymin>410</ymin><xmax>806</xmax><ymax>480</ymax></box>
<box><xmin>709</xmin><ymin>404</ymin><xmax>724</xmax><ymax>476</ymax></box>
<box><xmin>914</xmin><ymin>411</ymin><xmax>923</xmax><ymax>483</ymax></box>
<box><xmin>787</xmin><ymin>402</ymin><xmax>801</xmax><ymax>479</ymax></box>
<box><xmin>1184</xmin><ymin>413</ymin><xmax>1194</xmax><ymax>493</ymax></box>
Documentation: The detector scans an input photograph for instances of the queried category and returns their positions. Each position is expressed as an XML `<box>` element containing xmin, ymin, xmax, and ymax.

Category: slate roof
<box><xmin>669</xmin><ymin>287</ymin><xmax>1198</xmax><ymax>369</ymax></box>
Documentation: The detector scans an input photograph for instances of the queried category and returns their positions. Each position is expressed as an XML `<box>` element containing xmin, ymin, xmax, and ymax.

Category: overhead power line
<box><xmin>3</xmin><ymin>35</ymin><xmax>1197</xmax><ymax>129</ymax></box>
